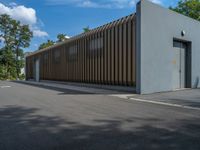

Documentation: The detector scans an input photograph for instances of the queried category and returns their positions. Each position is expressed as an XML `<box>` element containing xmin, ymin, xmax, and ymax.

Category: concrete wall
<box><xmin>136</xmin><ymin>0</ymin><xmax>200</xmax><ymax>94</ymax></box>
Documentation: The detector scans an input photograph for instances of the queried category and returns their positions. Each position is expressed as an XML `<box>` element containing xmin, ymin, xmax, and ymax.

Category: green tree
<box><xmin>11</xmin><ymin>20</ymin><xmax>33</xmax><ymax>78</ymax></box>
<box><xmin>57</xmin><ymin>33</ymin><xmax>67</xmax><ymax>42</ymax></box>
<box><xmin>0</xmin><ymin>14</ymin><xmax>16</xmax><ymax>79</ymax></box>
<box><xmin>170</xmin><ymin>0</ymin><xmax>200</xmax><ymax>21</ymax></box>
<box><xmin>83</xmin><ymin>26</ymin><xmax>90</xmax><ymax>33</ymax></box>
<box><xmin>38</xmin><ymin>40</ymin><xmax>54</xmax><ymax>50</ymax></box>
<box><xmin>0</xmin><ymin>15</ymin><xmax>13</xmax><ymax>49</ymax></box>
<box><xmin>0</xmin><ymin>14</ymin><xmax>32</xmax><ymax>80</ymax></box>
<box><xmin>0</xmin><ymin>48</ymin><xmax>16</xmax><ymax>79</ymax></box>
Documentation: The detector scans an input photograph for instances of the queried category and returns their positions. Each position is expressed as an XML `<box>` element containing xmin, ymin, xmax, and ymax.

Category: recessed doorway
<box><xmin>35</xmin><ymin>58</ymin><xmax>40</xmax><ymax>82</ymax></box>
<box><xmin>172</xmin><ymin>40</ymin><xmax>191</xmax><ymax>89</ymax></box>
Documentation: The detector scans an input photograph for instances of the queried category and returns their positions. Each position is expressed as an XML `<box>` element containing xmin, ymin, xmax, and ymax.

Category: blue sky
<box><xmin>0</xmin><ymin>0</ymin><xmax>179</xmax><ymax>52</ymax></box>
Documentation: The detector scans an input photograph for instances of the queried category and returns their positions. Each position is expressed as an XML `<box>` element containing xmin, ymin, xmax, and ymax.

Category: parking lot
<box><xmin>129</xmin><ymin>89</ymin><xmax>200</xmax><ymax>109</ymax></box>
<box><xmin>0</xmin><ymin>81</ymin><xmax>200</xmax><ymax>150</ymax></box>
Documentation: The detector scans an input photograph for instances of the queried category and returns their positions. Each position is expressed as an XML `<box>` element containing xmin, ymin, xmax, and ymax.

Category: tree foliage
<box><xmin>38</xmin><ymin>40</ymin><xmax>54</xmax><ymax>50</ymax></box>
<box><xmin>170</xmin><ymin>0</ymin><xmax>200</xmax><ymax>21</ymax></box>
<box><xmin>38</xmin><ymin>33</ymin><xmax>69</xmax><ymax>50</ymax></box>
<box><xmin>57</xmin><ymin>33</ymin><xmax>67</xmax><ymax>42</ymax></box>
<box><xmin>83</xmin><ymin>26</ymin><xmax>91</xmax><ymax>33</ymax></box>
<box><xmin>0</xmin><ymin>14</ymin><xmax>33</xmax><ymax>80</ymax></box>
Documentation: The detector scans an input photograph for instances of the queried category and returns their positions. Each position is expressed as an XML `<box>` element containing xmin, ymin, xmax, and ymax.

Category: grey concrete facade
<box><xmin>136</xmin><ymin>0</ymin><xmax>200</xmax><ymax>94</ymax></box>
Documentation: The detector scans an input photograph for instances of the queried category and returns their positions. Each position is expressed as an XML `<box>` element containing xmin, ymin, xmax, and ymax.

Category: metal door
<box><xmin>35</xmin><ymin>59</ymin><xmax>40</xmax><ymax>82</ymax></box>
<box><xmin>173</xmin><ymin>41</ymin><xmax>186</xmax><ymax>89</ymax></box>
<box><xmin>180</xmin><ymin>44</ymin><xmax>186</xmax><ymax>88</ymax></box>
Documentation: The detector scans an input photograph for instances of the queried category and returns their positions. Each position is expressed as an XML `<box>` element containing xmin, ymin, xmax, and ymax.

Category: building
<box><xmin>26</xmin><ymin>0</ymin><xmax>200</xmax><ymax>94</ymax></box>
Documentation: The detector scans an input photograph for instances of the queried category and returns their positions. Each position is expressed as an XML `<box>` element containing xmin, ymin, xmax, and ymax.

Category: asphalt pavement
<box><xmin>0</xmin><ymin>81</ymin><xmax>200</xmax><ymax>150</ymax></box>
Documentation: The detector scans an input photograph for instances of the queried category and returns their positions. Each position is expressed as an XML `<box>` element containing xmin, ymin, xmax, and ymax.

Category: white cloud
<box><xmin>65</xmin><ymin>35</ymin><xmax>70</xmax><ymax>39</ymax></box>
<box><xmin>33</xmin><ymin>30</ymin><xmax>48</xmax><ymax>37</ymax></box>
<box><xmin>8</xmin><ymin>2</ymin><xmax>17</xmax><ymax>7</ymax></box>
<box><xmin>149</xmin><ymin>0</ymin><xmax>162</xmax><ymax>5</ymax></box>
<box><xmin>0</xmin><ymin>3</ymin><xmax>48</xmax><ymax>37</ymax></box>
<box><xmin>46</xmin><ymin>0</ymin><xmax>163</xmax><ymax>8</ymax></box>
<box><xmin>0</xmin><ymin>3</ymin><xmax>36</xmax><ymax>25</ymax></box>
<box><xmin>77</xmin><ymin>0</ymin><xmax>106</xmax><ymax>8</ymax></box>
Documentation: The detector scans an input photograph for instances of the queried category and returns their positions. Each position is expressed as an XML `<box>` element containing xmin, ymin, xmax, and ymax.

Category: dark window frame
<box><xmin>68</xmin><ymin>44</ymin><xmax>78</xmax><ymax>62</ymax></box>
<box><xmin>53</xmin><ymin>49</ymin><xmax>61</xmax><ymax>64</ymax></box>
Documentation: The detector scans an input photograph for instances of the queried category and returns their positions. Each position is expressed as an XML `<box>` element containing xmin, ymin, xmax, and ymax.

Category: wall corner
<box><xmin>136</xmin><ymin>1</ymin><xmax>142</xmax><ymax>94</ymax></box>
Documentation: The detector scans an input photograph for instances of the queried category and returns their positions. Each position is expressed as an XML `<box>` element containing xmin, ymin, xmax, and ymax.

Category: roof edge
<box><xmin>27</xmin><ymin>13</ymin><xmax>136</xmax><ymax>58</ymax></box>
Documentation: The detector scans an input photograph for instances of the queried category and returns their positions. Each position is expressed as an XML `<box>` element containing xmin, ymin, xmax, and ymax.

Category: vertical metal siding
<box><xmin>26</xmin><ymin>14</ymin><xmax>136</xmax><ymax>86</ymax></box>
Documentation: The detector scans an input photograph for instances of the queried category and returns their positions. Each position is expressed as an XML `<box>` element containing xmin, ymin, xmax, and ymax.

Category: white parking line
<box><xmin>0</xmin><ymin>86</ymin><xmax>11</xmax><ymax>88</ymax></box>
<box><xmin>130</xmin><ymin>97</ymin><xmax>200</xmax><ymax>111</ymax></box>
<box><xmin>110</xmin><ymin>94</ymin><xmax>136</xmax><ymax>99</ymax></box>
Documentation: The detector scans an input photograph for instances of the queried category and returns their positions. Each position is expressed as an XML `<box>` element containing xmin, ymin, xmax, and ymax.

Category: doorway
<box><xmin>172</xmin><ymin>40</ymin><xmax>191</xmax><ymax>89</ymax></box>
<box><xmin>35</xmin><ymin>58</ymin><xmax>40</xmax><ymax>82</ymax></box>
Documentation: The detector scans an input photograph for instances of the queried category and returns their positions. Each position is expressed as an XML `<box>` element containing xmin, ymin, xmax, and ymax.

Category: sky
<box><xmin>0</xmin><ymin>0</ymin><xmax>179</xmax><ymax>52</ymax></box>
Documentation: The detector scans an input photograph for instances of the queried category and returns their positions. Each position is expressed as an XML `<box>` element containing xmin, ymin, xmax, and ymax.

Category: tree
<box><xmin>38</xmin><ymin>40</ymin><xmax>54</xmax><ymax>50</ymax></box>
<box><xmin>0</xmin><ymin>48</ymin><xmax>16</xmax><ymax>79</ymax></box>
<box><xmin>38</xmin><ymin>33</ymin><xmax>69</xmax><ymax>50</ymax></box>
<box><xmin>170</xmin><ymin>0</ymin><xmax>200</xmax><ymax>21</ymax></box>
<box><xmin>11</xmin><ymin>20</ymin><xmax>33</xmax><ymax>78</ymax></box>
<box><xmin>0</xmin><ymin>14</ymin><xmax>17</xmax><ymax>79</ymax></box>
<box><xmin>57</xmin><ymin>34</ymin><xmax>67</xmax><ymax>42</ymax></box>
<box><xmin>0</xmin><ymin>14</ymin><xmax>32</xmax><ymax>80</ymax></box>
<box><xmin>83</xmin><ymin>26</ymin><xmax>91</xmax><ymax>33</ymax></box>
<box><xmin>0</xmin><ymin>15</ymin><xmax>13</xmax><ymax>49</ymax></box>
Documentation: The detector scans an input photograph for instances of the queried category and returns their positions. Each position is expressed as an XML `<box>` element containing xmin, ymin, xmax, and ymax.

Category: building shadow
<box><xmin>0</xmin><ymin>105</ymin><xmax>200</xmax><ymax>150</ymax></box>
<box><xmin>12</xmin><ymin>81</ymin><xmax>136</xmax><ymax>95</ymax></box>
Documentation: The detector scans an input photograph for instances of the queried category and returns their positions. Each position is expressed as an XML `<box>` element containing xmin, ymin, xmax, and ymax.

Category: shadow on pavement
<box><xmin>12</xmin><ymin>81</ymin><xmax>135</xmax><ymax>95</ymax></box>
<box><xmin>0</xmin><ymin>105</ymin><xmax>200</xmax><ymax>150</ymax></box>
<box><xmin>12</xmin><ymin>81</ymin><xmax>92</xmax><ymax>94</ymax></box>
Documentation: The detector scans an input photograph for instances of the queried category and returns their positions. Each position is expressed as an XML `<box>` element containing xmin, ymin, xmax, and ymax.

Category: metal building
<box><xmin>26</xmin><ymin>0</ymin><xmax>200</xmax><ymax>94</ymax></box>
<box><xmin>26</xmin><ymin>11</ymin><xmax>136</xmax><ymax>86</ymax></box>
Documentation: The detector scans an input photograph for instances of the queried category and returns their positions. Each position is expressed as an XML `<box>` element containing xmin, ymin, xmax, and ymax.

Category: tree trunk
<box><xmin>16</xmin><ymin>47</ymin><xmax>19</xmax><ymax>80</ymax></box>
<box><xmin>6</xmin><ymin>62</ymin><xmax>8</xmax><ymax>79</ymax></box>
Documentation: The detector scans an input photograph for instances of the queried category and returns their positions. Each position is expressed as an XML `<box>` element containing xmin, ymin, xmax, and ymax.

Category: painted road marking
<box><xmin>110</xmin><ymin>94</ymin><xmax>136</xmax><ymax>99</ymax></box>
<box><xmin>0</xmin><ymin>86</ymin><xmax>11</xmax><ymax>88</ymax></box>
<box><xmin>130</xmin><ymin>97</ymin><xmax>200</xmax><ymax>111</ymax></box>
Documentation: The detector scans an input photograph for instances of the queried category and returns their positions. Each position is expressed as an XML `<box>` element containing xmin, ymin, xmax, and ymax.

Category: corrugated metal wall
<box><xmin>26</xmin><ymin>13</ymin><xmax>136</xmax><ymax>86</ymax></box>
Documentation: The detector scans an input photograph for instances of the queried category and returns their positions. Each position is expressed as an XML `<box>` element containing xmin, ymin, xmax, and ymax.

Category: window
<box><xmin>88</xmin><ymin>37</ymin><xmax>103</xmax><ymax>58</ymax></box>
<box><xmin>53</xmin><ymin>50</ymin><xmax>61</xmax><ymax>63</ymax></box>
<box><xmin>89</xmin><ymin>37</ymin><xmax>103</xmax><ymax>51</ymax></box>
<box><xmin>43</xmin><ymin>53</ymin><xmax>48</xmax><ymax>64</ymax></box>
<box><xmin>69</xmin><ymin>45</ymin><xmax>77</xmax><ymax>56</ymax></box>
<box><xmin>68</xmin><ymin>45</ymin><xmax>77</xmax><ymax>62</ymax></box>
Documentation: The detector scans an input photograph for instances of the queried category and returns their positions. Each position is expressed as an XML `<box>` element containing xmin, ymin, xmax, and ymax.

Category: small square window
<box><xmin>44</xmin><ymin>53</ymin><xmax>48</xmax><ymax>64</ymax></box>
<box><xmin>88</xmin><ymin>37</ymin><xmax>103</xmax><ymax>58</ymax></box>
<box><xmin>68</xmin><ymin>45</ymin><xmax>77</xmax><ymax>62</ymax></box>
<box><xmin>54</xmin><ymin>50</ymin><xmax>61</xmax><ymax>63</ymax></box>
